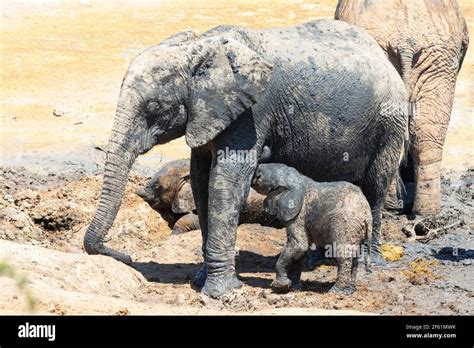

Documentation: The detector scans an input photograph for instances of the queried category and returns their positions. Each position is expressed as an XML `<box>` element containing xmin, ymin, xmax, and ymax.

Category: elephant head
<box><xmin>135</xmin><ymin>159</ymin><xmax>195</xmax><ymax>226</ymax></box>
<box><xmin>84</xmin><ymin>31</ymin><xmax>272</xmax><ymax>263</ymax></box>
<box><xmin>252</xmin><ymin>164</ymin><xmax>306</xmax><ymax>222</ymax></box>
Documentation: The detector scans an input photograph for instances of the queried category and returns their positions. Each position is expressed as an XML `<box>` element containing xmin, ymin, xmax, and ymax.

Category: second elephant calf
<box><xmin>252</xmin><ymin>163</ymin><xmax>372</xmax><ymax>294</ymax></box>
<box><xmin>136</xmin><ymin>159</ymin><xmax>283</xmax><ymax>234</ymax></box>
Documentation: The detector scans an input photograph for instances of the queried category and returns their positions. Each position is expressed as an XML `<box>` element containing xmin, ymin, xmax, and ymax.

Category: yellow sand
<box><xmin>0</xmin><ymin>1</ymin><xmax>472</xmax><ymax>169</ymax></box>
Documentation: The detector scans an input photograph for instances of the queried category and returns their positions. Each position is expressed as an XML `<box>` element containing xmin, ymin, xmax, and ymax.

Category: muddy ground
<box><xmin>0</xmin><ymin>165</ymin><xmax>472</xmax><ymax>315</ymax></box>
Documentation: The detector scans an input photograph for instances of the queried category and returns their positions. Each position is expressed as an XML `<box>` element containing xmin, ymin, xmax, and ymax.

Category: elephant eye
<box><xmin>146</xmin><ymin>100</ymin><xmax>161</xmax><ymax>115</ymax></box>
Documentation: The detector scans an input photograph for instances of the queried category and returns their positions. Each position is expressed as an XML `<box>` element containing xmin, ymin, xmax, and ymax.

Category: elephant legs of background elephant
<box><xmin>361</xmin><ymin>134</ymin><xmax>403</xmax><ymax>264</ymax></box>
<box><xmin>190</xmin><ymin>148</ymin><xmax>212</xmax><ymax>288</ymax></box>
<box><xmin>411</xmin><ymin>72</ymin><xmax>457</xmax><ymax>216</ymax></box>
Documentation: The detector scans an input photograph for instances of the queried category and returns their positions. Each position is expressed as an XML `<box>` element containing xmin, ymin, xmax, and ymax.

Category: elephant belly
<box><xmin>263</xmin><ymin>73</ymin><xmax>379</xmax><ymax>185</ymax></box>
<box><xmin>266</xmin><ymin>142</ymin><xmax>371</xmax><ymax>185</ymax></box>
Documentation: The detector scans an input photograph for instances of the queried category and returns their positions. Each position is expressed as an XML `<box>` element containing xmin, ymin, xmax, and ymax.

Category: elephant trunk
<box><xmin>84</xmin><ymin>88</ymin><xmax>144</xmax><ymax>264</ymax></box>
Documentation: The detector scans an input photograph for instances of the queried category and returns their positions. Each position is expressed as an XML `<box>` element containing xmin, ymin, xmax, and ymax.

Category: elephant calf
<box><xmin>252</xmin><ymin>163</ymin><xmax>372</xmax><ymax>295</ymax></box>
<box><xmin>136</xmin><ymin>159</ymin><xmax>282</xmax><ymax>234</ymax></box>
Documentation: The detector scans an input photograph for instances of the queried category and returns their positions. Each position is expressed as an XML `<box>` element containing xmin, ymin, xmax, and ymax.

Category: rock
<box><xmin>462</xmin><ymin>259</ymin><xmax>472</xmax><ymax>266</ymax></box>
<box><xmin>382</xmin><ymin>244</ymin><xmax>404</xmax><ymax>262</ymax></box>
<box><xmin>115</xmin><ymin>308</ymin><xmax>130</xmax><ymax>316</ymax></box>
<box><xmin>52</xmin><ymin>109</ymin><xmax>65</xmax><ymax>117</ymax></box>
<box><xmin>198</xmin><ymin>294</ymin><xmax>210</xmax><ymax>306</ymax></box>
<box><xmin>176</xmin><ymin>293</ymin><xmax>186</xmax><ymax>306</ymax></box>
<box><xmin>133</xmin><ymin>221</ymin><xmax>145</xmax><ymax>230</ymax></box>
<box><xmin>397</xmin><ymin>293</ymin><xmax>404</xmax><ymax>303</ymax></box>
<box><xmin>3</xmin><ymin>194</ymin><xmax>14</xmax><ymax>203</ymax></box>
<box><xmin>3</xmin><ymin>206</ymin><xmax>21</xmax><ymax>221</ymax></box>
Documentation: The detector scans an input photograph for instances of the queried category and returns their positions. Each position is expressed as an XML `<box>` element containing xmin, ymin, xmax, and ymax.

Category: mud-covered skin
<box><xmin>335</xmin><ymin>0</ymin><xmax>469</xmax><ymax>216</ymax></box>
<box><xmin>253</xmin><ymin>163</ymin><xmax>372</xmax><ymax>294</ymax></box>
<box><xmin>172</xmin><ymin>213</ymin><xmax>201</xmax><ymax>235</ymax></box>
<box><xmin>135</xmin><ymin>159</ymin><xmax>191</xmax><ymax>229</ymax></box>
<box><xmin>84</xmin><ymin>19</ymin><xmax>408</xmax><ymax>298</ymax></box>
<box><xmin>136</xmin><ymin>159</ymin><xmax>283</xmax><ymax>234</ymax></box>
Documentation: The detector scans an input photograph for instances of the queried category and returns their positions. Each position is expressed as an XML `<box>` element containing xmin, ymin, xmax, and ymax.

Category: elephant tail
<box><xmin>364</xmin><ymin>219</ymin><xmax>372</xmax><ymax>273</ymax></box>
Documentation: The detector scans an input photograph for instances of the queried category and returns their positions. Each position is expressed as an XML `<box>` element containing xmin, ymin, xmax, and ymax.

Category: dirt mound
<box><xmin>0</xmin><ymin>166</ymin><xmax>168</xmax><ymax>255</ymax></box>
<box><xmin>0</xmin><ymin>239</ymin><xmax>148</xmax><ymax>314</ymax></box>
<box><xmin>0</xmin><ymin>238</ymin><xmax>371</xmax><ymax>315</ymax></box>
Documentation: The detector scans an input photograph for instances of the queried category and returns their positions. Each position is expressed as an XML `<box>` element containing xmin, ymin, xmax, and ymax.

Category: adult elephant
<box><xmin>84</xmin><ymin>19</ymin><xmax>408</xmax><ymax>298</ymax></box>
<box><xmin>335</xmin><ymin>0</ymin><xmax>469</xmax><ymax>215</ymax></box>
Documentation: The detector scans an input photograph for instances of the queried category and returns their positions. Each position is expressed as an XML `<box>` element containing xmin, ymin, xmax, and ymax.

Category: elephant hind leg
<box><xmin>411</xmin><ymin>73</ymin><xmax>457</xmax><ymax>216</ymax></box>
<box><xmin>384</xmin><ymin>173</ymin><xmax>404</xmax><ymax>211</ymax></box>
<box><xmin>330</xmin><ymin>257</ymin><xmax>355</xmax><ymax>295</ymax></box>
<box><xmin>360</xmin><ymin>136</ymin><xmax>405</xmax><ymax>261</ymax></box>
<box><xmin>351</xmin><ymin>257</ymin><xmax>358</xmax><ymax>285</ymax></box>
<box><xmin>190</xmin><ymin>148</ymin><xmax>212</xmax><ymax>288</ymax></box>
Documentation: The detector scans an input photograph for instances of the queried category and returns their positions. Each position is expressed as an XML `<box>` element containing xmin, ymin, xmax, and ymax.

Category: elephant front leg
<box><xmin>272</xmin><ymin>224</ymin><xmax>308</xmax><ymax>292</ymax></box>
<box><xmin>201</xmin><ymin>160</ymin><xmax>257</xmax><ymax>298</ymax></box>
<box><xmin>287</xmin><ymin>257</ymin><xmax>304</xmax><ymax>290</ymax></box>
<box><xmin>190</xmin><ymin>148</ymin><xmax>212</xmax><ymax>288</ymax></box>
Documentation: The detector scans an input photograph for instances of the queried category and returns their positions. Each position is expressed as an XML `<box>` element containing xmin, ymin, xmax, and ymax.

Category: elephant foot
<box><xmin>271</xmin><ymin>276</ymin><xmax>292</xmax><ymax>293</ymax></box>
<box><xmin>85</xmin><ymin>243</ymin><xmax>132</xmax><ymax>265</ymax></box>
<box><xmin>201</xmin><ymin>272</ymin><xmax>242</xmax><ymax>298</ymax></box>
<box><xmin>329</xmin><ymin>283</ymin><xmax>356</xmax><ymax>295</ymax></box>
<box><xmin>290</xmin><ymin>281</ymin><xmax>303</xmax><ymax>291</ymax></box>
<box><xmin>412</xmin><ymin>202</ymin><xmax>440</xmax><ymax>216</ymax></box>
<box><xmin>412</xmin><ymin>162</ymin><xmax>441</xmax><ymax>216</ymax></box>
<box><xmin>193</xmin><ymin>265</ymin><xmax>207</xmax><ymax>288</ymax></box>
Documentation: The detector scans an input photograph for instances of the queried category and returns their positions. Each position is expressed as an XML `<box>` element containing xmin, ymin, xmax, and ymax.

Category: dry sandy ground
<box><xmin>0</xmin><ymin>0</ymin><xmax>473</xmax><ymax>315</ymax></box>
<box><xmin>0</xmin><ymin>0</ymin><xmax>472</xmax><ymax>172</ymax></box>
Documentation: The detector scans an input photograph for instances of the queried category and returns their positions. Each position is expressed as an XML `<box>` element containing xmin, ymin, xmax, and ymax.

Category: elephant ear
<box><xmin>185</xmin><ymin>37</ymin><xmax>273</xmax><ymax>148</ymax></box>
<box><xmin>264</xmin><ymin>184</ymin><xmax>305</xmax><ymax>222</ymax></box>
<box><xmin>172</xmin><ymin>181</ymin><xmax>196</xmax><ymax>214</ymax></box>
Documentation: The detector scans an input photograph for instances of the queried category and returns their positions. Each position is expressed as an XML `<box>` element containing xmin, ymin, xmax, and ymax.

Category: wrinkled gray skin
<box><xmin>136</xmin><ymin>159</ymin><xmax>283</xmax><ymax>234</ymax></box>
<box><xmin>253</xmin><ymin>163</ymin><xmax>372</xmax><ymax>295</ymax></box>
<box><xmin>336</xmin><ymin>0</ymin><xmax>469</xmax><ymax>215</ymax></box>
<box><xmin>84</xmin><ymin>19</ymin><xmax>408</xmax><ymax>298</ymax></box>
